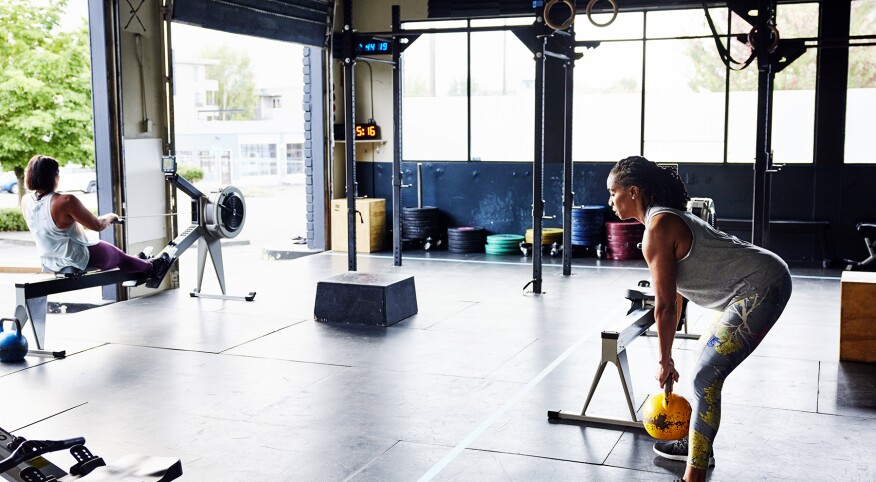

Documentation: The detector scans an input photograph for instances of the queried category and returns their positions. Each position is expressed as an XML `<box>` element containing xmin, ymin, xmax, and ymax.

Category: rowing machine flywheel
<box><xmin>203</xmin><ymin>186</ymin><xmax>246</xmax><ymax>239</ymax></box>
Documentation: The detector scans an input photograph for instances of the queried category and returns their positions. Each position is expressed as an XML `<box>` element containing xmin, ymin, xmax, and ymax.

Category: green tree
<box><xmin>849</xmin><ymin>1</ymin><xmax>876</xmax><ymax>89</ymax></box>
<box><xmin>0</xmin><ymin>0</ymin><xmax>94</xmax><ymax>201</ymax></box>
<box><xmin>202</xmin><ymin>46</ymin><xmax>257</xmax><ymax>120</ymax></box>
<box><xmin>690</xmin><ymin>4</ymin><xmax>876</xmax><ymax>92</ymax></box>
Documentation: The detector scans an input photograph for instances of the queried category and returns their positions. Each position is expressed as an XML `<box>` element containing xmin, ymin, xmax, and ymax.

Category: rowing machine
<box><xmin>0</xmin><ymin>426</ymin><xmax>181</xmax><ymax>481</ymax></box>
<box><xmin>150</xmin><ymin>156</ymin><xmax>255</xmax><ymax>302</ymax></box>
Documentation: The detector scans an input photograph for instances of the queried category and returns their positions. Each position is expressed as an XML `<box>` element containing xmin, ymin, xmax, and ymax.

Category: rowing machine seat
<box><xmin>50</xmin><ymin>266</ymin><xmax>89</xmax><ymax>279</ymax></box>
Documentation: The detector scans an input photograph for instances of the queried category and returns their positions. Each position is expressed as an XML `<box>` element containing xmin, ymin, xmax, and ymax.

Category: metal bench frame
<box><xmin>548</xmin><ymin>285</ymin><xmax>699</xmax><ymax>428</ymax></box>
<box><xmin>14</xmin><ymin>270</ymin><xmax>144</xmax><ymax>358</ymax></box>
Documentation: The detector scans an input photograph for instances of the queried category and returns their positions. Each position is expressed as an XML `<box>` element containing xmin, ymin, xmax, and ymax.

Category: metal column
<box><xmin>751</xmin><ymin>0</ymin><xmax>778</xmax><ymax>248</ymax></box>
<box><xmin>392</xmin><ymin>5</ymin><xmax>403</xmax><ymax>266</ymax></box>
<box><xmin>531</xmin><ymin>37</ymin><xmax>547</xmax><ymax>294</ymax></box>
<box><xmin>342</xmin><ymin>0</ymin><xmax>357</xmax><ymax>270</ymax></box>
<box><xmin>561</xmin><ymin>33</ymin><xmax>575</xmax><ymax>276</ymax></box>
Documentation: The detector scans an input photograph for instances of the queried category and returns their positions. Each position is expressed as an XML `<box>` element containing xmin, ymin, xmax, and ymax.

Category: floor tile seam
<box><xmin>717</xmin><ymin>399</ymin><xmax>864</xmax><ymax>418</ymax></box>
<box><xmin>212</xmin><ymin>309</ymin><xmax>310</xmax><ymax>320</ymax></box>
<box><xmin>9</xmin><ymin>401</ymin><xmax>89</xmax><ymax>433</ymax></box>
<box><xmin>214</xmin><ymin>351</ymin><xmax>355</xmax><ymax>369</ymax></box>
<box><xmin>741</xmin><ymin>352</ymin><xmax>840</xmax><ymax>364</ymax></box>
<box><xmin>213</xmin><ymin>351</ymin><xmax>529</xmax><ymax>384</ymax></box>
<box><xmin>463</xmin><ymin>446</ymin><xmax>663</xmax><ymax>476</ymax></box>
<box><xmin>216</xmin><ymin>319</ymin><xmax>310</xmax><ymax>354</ymax></box>
<box><xmin>3</xmin><ymin>343</ymin><xmax>112</xmax><ymax>374</ymax></box>
<box><xmin>341</xmin><ymin>440</ymin><xmax>402</xmax><ymax>482</ymax></box>
<box><xmin>96</xmin><ymin>343</ymin><xmax>226</xmax><ymax>355</ymax></box>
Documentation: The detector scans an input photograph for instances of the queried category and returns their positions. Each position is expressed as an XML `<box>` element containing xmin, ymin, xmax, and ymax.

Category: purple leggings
<box><xmin>86</xmin><ymin>241</ymin><xmax>151</xmax><ymax>273</ymax></box>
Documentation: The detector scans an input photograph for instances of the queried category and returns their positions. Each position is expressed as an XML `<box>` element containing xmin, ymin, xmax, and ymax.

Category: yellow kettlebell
<box><xmin>643</xmin><ymin>377</ymin><xmax>691</xmax><ymax>441</ymax></box>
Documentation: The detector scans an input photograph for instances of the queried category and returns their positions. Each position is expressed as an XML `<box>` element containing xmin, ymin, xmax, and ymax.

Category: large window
<box><xmin>846</xmin><ymin>0</ymin><xmax>876</xmax><ymax>164</ymax></box>
<box><xmin>470</xmin><ymin>29</ymin><xmax>535</xmax><ymax>161</ymax></box>
<box><xmin>403</xmin><ymin>26</ymin><xmax>468</xmax><ymax>161</ymax></box>
<box><xmin>286</xmin><ymin>143</ymin><xmax>304</xmax><ymax>174</ymax></box>
<box><xmin>574</xmin><ymin>14</ymin><xmax>643</xmax><ymax>162</ymax></box>
<box><xmin>578</xmin><ymin>6</ymin><xmax>818</xmax><ymax>164</ymax></box>
<box><xmin>404</xmin><ymin>6</ymin><xmax>826</xmax><ymax>164</ymax></box>
<box><xmin>240</xmin><ymin>143</ymin><xmax>277</xmax><ymax>176</ymax></box>
<box><xmin>403</xmin><ymin>19</ymin><xmax>536</xmax><ymax>161</ymax></box>
<box><xmin>644</xmin><ymin>38</ymin><xmax>726</xmax><ymax>163</ymax></box>
<box><xmin>574</xmin><ymin>42</ymin><xmax>643</xmax><ymax>162</ymax></box>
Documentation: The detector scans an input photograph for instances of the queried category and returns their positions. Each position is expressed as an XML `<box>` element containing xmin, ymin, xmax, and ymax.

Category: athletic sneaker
<box><xmin>145</xmin><ymin>253</ymin><xmax>172</xmax><ymax>288</ymax></box>
<box><xmin>653</xmin><ymin>438</ymin><xmax>715</xmax><ymax>467</ymax></box>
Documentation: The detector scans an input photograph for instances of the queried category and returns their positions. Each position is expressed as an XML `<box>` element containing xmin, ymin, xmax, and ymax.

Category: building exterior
<box><xmin>172</xmin><ymin>56</ymin><xmax>305</xmax><ymax>186</ymax></box>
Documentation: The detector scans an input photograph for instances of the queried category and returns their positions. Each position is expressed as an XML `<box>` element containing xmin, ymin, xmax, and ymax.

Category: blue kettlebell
<box><xmin>0</xmin><ymin>318</ymin><xmax>29</xmax><ymax>363</ymax></box>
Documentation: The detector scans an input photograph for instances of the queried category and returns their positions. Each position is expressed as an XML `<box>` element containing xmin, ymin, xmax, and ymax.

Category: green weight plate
<box><xmin>486</xmin><ymin>234</ymin><xmax>524</xmax><ymax>246</ymax></box>
<box><xmin>485</xmin><ymin>245</ymin><xmax>520</xmax><ymax>255</ymax></box>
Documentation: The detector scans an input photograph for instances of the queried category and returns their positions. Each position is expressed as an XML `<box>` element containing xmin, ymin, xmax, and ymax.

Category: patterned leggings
<box><xmin>688</xmin><ymin>272</ymin><xmax>793</xmax><ymax>469</ymax></box>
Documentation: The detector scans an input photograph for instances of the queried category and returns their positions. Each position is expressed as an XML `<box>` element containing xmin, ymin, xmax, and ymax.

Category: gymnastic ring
<box><xmin>586</xmin><ymin>0</ymin><xmax>618</xmax><ymax>28</ymax></box>
<box><xmin>544</xmin><ymin>0</ymin><xmax>576</xmax><ymax>31</ymax></box>
<box><xmin>748</xmin><ymin>24</ymin><xmax>780</xmax><ymax>53</ymax></box>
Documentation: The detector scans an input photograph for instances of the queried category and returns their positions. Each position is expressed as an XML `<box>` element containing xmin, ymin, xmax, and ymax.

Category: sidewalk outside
<box><xmin>0</xmin><ymin>232</ymin><xmax>41</xmax><ymax>272</ymax></box>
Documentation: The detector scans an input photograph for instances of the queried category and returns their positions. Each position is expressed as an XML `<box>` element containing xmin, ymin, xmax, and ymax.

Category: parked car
<box><xmin>57</xmin><ymin>164</ymin><xmax>97</xmax><ymax>193</ymax></box>
<box><xmin>1</xmin><ymin>172</ymin><xmax>18</xmax><ymax>194</ymax></box>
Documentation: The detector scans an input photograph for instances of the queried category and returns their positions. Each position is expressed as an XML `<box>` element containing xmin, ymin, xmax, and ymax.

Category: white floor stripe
<box><xmin>416</xmin><ymin>302</ymin><xmax>629</xmax><ymax>482</ymax></box>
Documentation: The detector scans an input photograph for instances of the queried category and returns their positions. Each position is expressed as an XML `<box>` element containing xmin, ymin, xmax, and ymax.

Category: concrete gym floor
<box><xmin>1</xmin><ymin>246</ymin><xmax>874</xmax><ymax>481</ymax></box>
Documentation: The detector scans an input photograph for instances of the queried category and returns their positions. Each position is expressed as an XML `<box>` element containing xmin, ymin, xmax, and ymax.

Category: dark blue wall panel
<box><xmin>358</xmin><ymin>160</ymin><xmax>876</xmax><ymax>266</ymax></box>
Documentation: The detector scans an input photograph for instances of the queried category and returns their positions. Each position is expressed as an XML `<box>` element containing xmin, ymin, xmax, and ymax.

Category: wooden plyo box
<box><xmin>331</xmin><ymin>198</ymin><xmax>386</xmax><ymax>253</ymax></box>
<box><xmin>840</xmin><ymin>271</ymin><xmax>876</xmax><ymax>363</ymax></box>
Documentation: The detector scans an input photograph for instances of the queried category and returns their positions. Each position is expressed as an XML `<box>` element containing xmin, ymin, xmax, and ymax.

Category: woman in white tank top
<box><xmin>22</xmin><ymin>155</ymin><xmax>164</xmax><ymax>278</ymax></box>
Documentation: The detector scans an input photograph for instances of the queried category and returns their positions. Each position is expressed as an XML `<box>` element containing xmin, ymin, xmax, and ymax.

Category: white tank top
<box><xmin>22</xmin><ymin>192</ymin><xmax>96</xmax><ymax>272</ymax></box>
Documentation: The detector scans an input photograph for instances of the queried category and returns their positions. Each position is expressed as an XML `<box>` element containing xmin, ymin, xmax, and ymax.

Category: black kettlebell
<box><xmin>0</xmin><ymin>318</ymin><xmax>29</xmax><ymax>363</ymax></box>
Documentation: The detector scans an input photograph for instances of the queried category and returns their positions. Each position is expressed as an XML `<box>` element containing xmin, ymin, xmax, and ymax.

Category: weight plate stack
<box><xmin>571</xmin><ymin>205</ymin><xmax>606</xmax><ymax>246</ymax></box>
<box><xmin>447</xmin><ymin>226</ymin><xmax>487</xmax><ymax>253</ymax></box>
<box><xmin>402</xmin><ymin>206</ymin><xmax>443</xmax><ymax>242</ymax></box>
<box><xmin>485</xmin><ymin>234</ymin><xmax>524</xmax><ymax>255</ymax></box>
<box><xmin>524</xmin><ymin>228</ymin><xmax>563</xmax><ymax>245</ymax></box>
<box><xmin>605</xmin><ymin>221</ymin><xmax>645</xmax><ymax>260</ymax></box>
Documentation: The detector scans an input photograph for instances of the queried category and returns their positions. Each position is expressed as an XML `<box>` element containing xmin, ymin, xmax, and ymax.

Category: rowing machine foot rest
<box><xmin>625</xmin><ymin>287</ymin><xmax>654</xmax><ymax>301</ymax></box>
<box><xmin>76</xmin><ymin>455</ymin><xmax>182</xmax><ymax>481</ymax></box>
<box><xmin>314</xmin><ymin>272</ymin><xmax>418</xmax><ymax>326</ymax></box>
<box><xmin>69</xmin><ymin>444</ymin><xmax>106</xmax><ymax>476</ymax></box>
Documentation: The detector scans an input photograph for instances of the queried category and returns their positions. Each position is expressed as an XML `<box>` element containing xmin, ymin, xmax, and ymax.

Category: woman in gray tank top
<box><xmin>606</xmin><ymin>156</ymin><xmax>792</xmax><ymax>482</ymax></box>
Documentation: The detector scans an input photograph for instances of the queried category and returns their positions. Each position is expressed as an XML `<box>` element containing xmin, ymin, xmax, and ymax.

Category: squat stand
<box><xmin>548</xmin><ymin>286</ymin><xmax>655</xmax><ymax>428</ymax></box>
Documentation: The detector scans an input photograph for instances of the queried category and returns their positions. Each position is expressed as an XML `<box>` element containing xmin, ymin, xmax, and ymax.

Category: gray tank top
<box><xmin>645</xmin><ymin>205</ymin><xmax>789</xmax><ymax>310</ymax></box>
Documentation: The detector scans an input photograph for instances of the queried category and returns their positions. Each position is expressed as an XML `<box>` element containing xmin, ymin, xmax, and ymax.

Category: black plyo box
<box><xmin>314</xmin><ymin>272</ymin><xmax>418</xmax><ymax>326</ymax></box>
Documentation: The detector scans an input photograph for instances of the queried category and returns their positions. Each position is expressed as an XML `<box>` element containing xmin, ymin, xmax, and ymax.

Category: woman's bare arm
<box><xmin>642</xmin><ymin>213</ymin><xmax>683</xmax><ymax>387</ymax></box>
<box><xmin>53</xmin><ymin>194</ymin><xmax>117</xmax><ymax>231</ymax></box>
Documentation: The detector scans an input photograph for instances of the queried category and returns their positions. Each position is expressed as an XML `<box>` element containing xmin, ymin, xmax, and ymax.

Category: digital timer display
<box><xmin>357</xmin><ymin>40</ymin><xmax>390</xmax><ymax>54</ymax></box>
<box><xmin>333</xmin><ymin>123</ymin><xmax>382</xmax><ymax>141</ymax></box>
<box><xmin>354</xmin><ymin>123</ymin><xmax>381</xmax><ymax>140</ymax></box>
